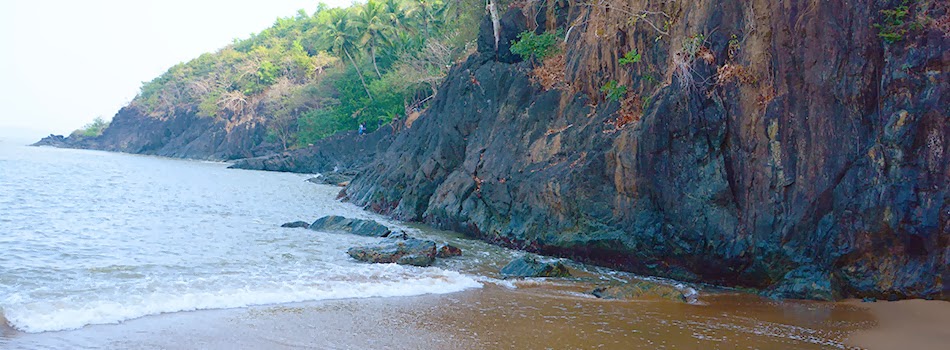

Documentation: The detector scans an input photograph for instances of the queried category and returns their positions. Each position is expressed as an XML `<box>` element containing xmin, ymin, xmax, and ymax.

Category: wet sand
<box><xmin>844</xmin><ymin>299</ymin><xmax>950</xmax><ymax>350</ymax></box>
<box><xmin>3</xmin><ymin>282</ymin><xmax>879</xmax><ymax>349</ymax></box>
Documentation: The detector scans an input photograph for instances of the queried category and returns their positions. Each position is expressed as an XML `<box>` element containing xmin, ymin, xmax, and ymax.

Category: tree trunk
<box><xmin>488</xmin><ymin>0</ymin><xmax>500</xmax><ymax>51</ymax></box>
<box><xmin>344</xmin><ymin>46</ymin><xmax>373</xmax><ymax>100</ymax></box>
<box><xmin>371</xmin><ymin>41</ymin><xmax>382</xmax><ymax>78</ymax></box>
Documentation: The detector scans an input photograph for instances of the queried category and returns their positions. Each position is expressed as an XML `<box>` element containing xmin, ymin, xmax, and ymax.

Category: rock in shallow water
<box><xmin>306</xmin><ymin>173</ymin><xmax>355</xmax><ymax>187</ymax></box>
<box><xmin>280</xmin><ymin>221</ymin><xmax>310</xmax><ymax>229</ymax></box>
<box><xmin>386</xmin><ymin>231</ymin><xmax>411</xmax><ymax>240</ymax></box>
<box><xmin>592</xmin><ymin>281</ymin><xmax>700</xmax><ymax>304</ymax></box>
<box><xmin>347</xmin><ymin>238</ymin><xmax>437</xmax><ymax>267</ymax></box>
<box><xmin>309</xmin><ymin>216</ymin><xmax>391</xmax><ymax>237</ymax></box>
<box><xmin>500</xmin><ymin>256</ymin><xmax>571</xmax><ymax>278</ymax></box>
<box><xmin>436</xmin><ymin>243</ymin><xmax>462</xmax><ymax>258</ymax></box>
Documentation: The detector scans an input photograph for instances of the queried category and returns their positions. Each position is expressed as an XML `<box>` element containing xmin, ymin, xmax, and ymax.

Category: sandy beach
<box><xmin>3</xmin><ymin>281</ymin><xmax>890</xmax><ymax>350</ymax></box>
<box><xmin>844</xmin><ymin>299</ymin><xmax>950</xmax><ymax>350</ymax></box>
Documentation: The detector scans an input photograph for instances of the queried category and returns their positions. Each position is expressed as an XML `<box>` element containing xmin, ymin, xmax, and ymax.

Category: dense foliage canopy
<box><xmin>128</xmin><ymin>0</ymin><xmax>493</xmax><ymax>149</ymax></box>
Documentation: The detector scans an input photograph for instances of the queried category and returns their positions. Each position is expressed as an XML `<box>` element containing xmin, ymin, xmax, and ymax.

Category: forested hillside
<box><xmin>134</xmin><ymin>0</ymin><xmax>490</xmax><ymax>150</ymax></box>
<box><xmin>38</xmin><ymin>0</ymin><xmax>501</xmax><ymax>159</ymax></box>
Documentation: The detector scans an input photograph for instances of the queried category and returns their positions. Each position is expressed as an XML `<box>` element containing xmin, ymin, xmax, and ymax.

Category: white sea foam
<box><xmin>2</xmin><ymin>268</ymin><xmax>481</xmax><ymax>333</ymax></box>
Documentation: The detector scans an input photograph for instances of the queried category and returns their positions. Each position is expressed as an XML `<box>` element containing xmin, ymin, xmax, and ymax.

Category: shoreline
<box><xmin>4</xmin><ymin>273</ymin><xmax>948</xmax><ymax>349</ymax></box>
<box><xmin>3</xmin><ymin>282</ymin><xmax>880</xmax><ymax>349</ymax></box>
<box><xmin>844</xmin><ymin>299</ymin><xmax>950</xmax><ymax>350</ymax></box>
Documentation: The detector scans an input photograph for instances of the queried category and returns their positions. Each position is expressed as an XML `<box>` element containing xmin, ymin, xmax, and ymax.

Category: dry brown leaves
<box><xmin>717</xmin><ymin>64</ymin><xmax>757</xmax><ymax>85</ymax></box>
<box><xmin>531</xmin><ymin>53</ymin><xmax>566</xmax><ymax>91</ymax></box>
<box><xmin>604</xmin><ymin>94</ymin><xmax>643</xmax><ymax>133</ymax></box>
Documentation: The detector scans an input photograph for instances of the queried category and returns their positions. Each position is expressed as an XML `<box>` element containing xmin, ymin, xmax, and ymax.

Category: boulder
<box><xmin>500</xmin><ymin>256</ymin><xmax>570</xmax><ymax>278</ymax></box>
<box><xmin>309</xmin><ymin>216</ymin><xmax>391</xmax><ymax>237</ymax></box>
<box><xmin>307</xmin><ymin>172</ymin><xmax>355</xmax><ymax>187</ymax></box>
<box><xmin>386</xmin><ymin>231</ymin><xmax>411</xmax><ymax>240</ymax></box>
<box><xmin>280</xmin><ymin>221</ymin><xmax>310</xmax><ymax>229</ymax></box>
<box><xmin>347</xmin><ymin>238</ymin><xmax>438</xmax><ymax>267</ymax></box>
<box><xmin>764</xmin><ymin>265</ymin><xmax>838</xmax><ymax>301</ymax></box>
<box><xmin>436</xmin><ymin>243</ymin><xmax>463</xmax><ymax>258</ymax></box>
<box><xmin>592</xmin><ymin>281</ymin><xmax>700</xmax><ymax>304</ymax></box>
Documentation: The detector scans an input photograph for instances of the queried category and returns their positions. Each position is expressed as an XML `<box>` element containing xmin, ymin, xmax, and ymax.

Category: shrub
<box><xmin>510</xmin><ymin>30</ymin><xmax>563</xmax><ymax>61</ymax></box>
<box><xmin>874</xmin><ymin>0</ymin><xmax>921</xmax><ymax>44</ymax></box>
<box><xmin>71</xmin><ymin>117</ymin><xmax>110</xmax><ymax>138</ymax></box>
<box><xmin>600</xmin><ymin>80</ymin><xmax>628</xmax><ymax>102</ymax></box>
<box><xmin>619</xmin><ymin>49</ymin><xmax>641</xmax><ymax>65</ymax></box>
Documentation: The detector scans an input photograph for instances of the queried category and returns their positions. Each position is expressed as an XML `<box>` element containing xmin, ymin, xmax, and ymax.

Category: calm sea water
<box><xmin>0</xmin><ymin>142</ymin><xmax>480</xmax><ymax>333</ymax></box>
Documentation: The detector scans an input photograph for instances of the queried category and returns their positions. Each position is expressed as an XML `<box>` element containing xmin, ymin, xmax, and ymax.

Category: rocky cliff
<box><xmin>34</xmin><ymin>105</ymin><xmax>275</xmax><ymax>161</ymax></box>
<box><xmin>341</xmin><ymin>0</ymin><xmax>948</xmax><ymax>300</ymax></box>
<box><xmin>228</xmin><ymin>125</ymin><xmax>394</xmax><ymax>174</ymax></box>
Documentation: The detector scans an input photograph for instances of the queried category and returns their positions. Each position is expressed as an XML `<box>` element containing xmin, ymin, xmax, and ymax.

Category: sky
<box><xmin>0</xmin><ymin>0</ymin><xmax>353</xmax><ymax>140</ymax></box>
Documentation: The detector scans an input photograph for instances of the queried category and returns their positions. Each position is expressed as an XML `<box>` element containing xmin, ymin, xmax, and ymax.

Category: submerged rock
<box><xmin>280</xmin><ymin>221</ymin><xmax>310</xmax><ymax>229</ymax></box>
<box><xmin>347</xmin><ymin>238</ymin><xmax>437</xmax><ymax>267</ymax></box>
<box><xmin>436</xmin><ymin>243</ymin><xmax>463</xmax><ymax>258</ymax></box>
<box><xmin>592</xmin><ymin>281</ymin><xmax>700</xmax><ymax>304</ymax></box>
<box><xmin>500</xmin><ymin>256</ymin><xmax>571</xmax><ymax>278</ymax></box>
<box><xmin>308</xmin><ymin>216</ymin><xmax>391</xmax><ymax>237</ymax></box>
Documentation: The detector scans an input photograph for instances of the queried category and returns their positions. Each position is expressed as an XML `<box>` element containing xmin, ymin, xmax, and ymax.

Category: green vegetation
<box><xmin>71</xmin><ymin>117</ymin><xmax>110</xmax><ymax>138</ymax></box>
<box><xmin>600</xmin><ymin>80</ymin><xmax>628</xmax><ymax>102</ymax></box>
<box><xmin>510</xmin><ymin>29</ymin><xmax>563</xmax><ymax>61</ymax></box>
<box><xmin>132</xmin><ymin>0</ymin><xmax>498</xmax><ymax>149</ymax></box>
<box><xmin>619</xmin><ymin>49</ymin><xmax>641</xmax><ymax>65</ymax></box>
<box><xmin>874</xmin><ymin>0</ymin><xmax>920</xmax><ymax>44</ymax></box>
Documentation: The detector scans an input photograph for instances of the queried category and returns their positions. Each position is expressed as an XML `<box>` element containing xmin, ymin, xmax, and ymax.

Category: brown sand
<box><xmin>1</xmin><ymin>282</ymin><xmax>877</xmax><ymax>349</ymax></box>
<box><xmin>844</xmin><ymin>299</ymin><xmax>950</xmax><ymax>350</ymax></box>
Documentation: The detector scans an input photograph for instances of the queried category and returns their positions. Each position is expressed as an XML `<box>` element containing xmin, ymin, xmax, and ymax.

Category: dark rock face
<box><xmin>592</xmin><ymin>281</ymin><xmax>700</xmax><ymax>304</ymax></box>
<box><xmin>280</xmin><ymin>221</ymin><xmax>311</xmax><ymax>229</ymax></box>
<box><xmin>342</xmin><ymin>3</ymin><xmax>948</xmax><ymax>300</ymax></box>
<box><xmin>229</xmin><ymin>126</ymin><xmax>394</xmax><ymax>174</ymax></box>
<box><xmin>436</xmin><ymin>243</ymin><xmax>463</xmax><ymax>258</ymax></box>
<box><xmin>499</xmin><ymin>256</ymin><xmax>571</xmax><ymax>278</ymax></box>
<box><xmin>308</xmin><ymin>216</ymin><xmax>392</xmax><ymax>237</ymax></box>
<box><xmin>347</xmin><ymin>238</ymin><xmax>438</xmax><ymax>267</ymax></box>
<box><xmin>33</xmin><ymin>106</ymin><xmax>275</xmax><ymax>161</ymax></box>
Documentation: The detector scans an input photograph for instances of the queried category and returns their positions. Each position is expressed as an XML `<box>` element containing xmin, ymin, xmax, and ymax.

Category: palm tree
<box><xmin>382</xmin><ymin>0</ymin><xmax>410</xmax><ymax>31</ymax></box>
<box><xmin>406</xmin><ymin>0</ymin><xmax>435</xmax><ymax>41</ymax></box>
<box><xmin>354</xmin><ymin>0</ymin><xmax>389</xmax><ymax>78</ymax></box>
<box><xmin>321</xmin><ymin>10</ymin><xmax>373</xmax><ymax>99</ymax></box>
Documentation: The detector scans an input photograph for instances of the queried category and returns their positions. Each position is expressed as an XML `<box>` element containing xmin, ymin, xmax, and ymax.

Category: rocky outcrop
<box><xmin>308</xmin><ymin>216</ymin><xmax>392</xmax><ymax>237</ymax></box>
<box><xmin>593</xmin><ymin>281</ymin><xmax>700</xmax><ymax>304</ymax></box>
<box><xmin>307</xmin><ymin>173</ymin><xmax>355</xmax><ymax>187</ymax></box>
<box><xmin>33</xmin><ymin>134</ymin><xmax>74</xmax><ymax>147</ymax></box>
<box><xmin>342</xmin><ymin>2</ymin><xmax>948</xmax><ymax>300</ymax></box>
<box><xmin>347</xmin><ymin>238</ymin><xmax>438</xmax><ymax>267</ymax></box>
<box><xmin>229</xmin><ymin>125</ymin><xmax>394</xmax><ymax>174</ymax></box>
<box><xmin>281</xmin><ymin>221</ymin><xmax>311</xmax><ymax>229</ymax></box>
<box><xmin>500</xmin><ymin>256</ymin><xmax>571</xmax><ymax>278</ymax></box>
<box><xmin>34</xmin><ymin>106</ymin><xmax>276</xmax><ymax>160</ymax></box>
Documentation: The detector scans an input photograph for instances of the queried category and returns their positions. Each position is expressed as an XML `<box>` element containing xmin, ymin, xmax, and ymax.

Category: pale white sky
<box><xmin>0</xmin><ymin>0</ymin><xmax>353</xmax><ymax>140</ymax></box>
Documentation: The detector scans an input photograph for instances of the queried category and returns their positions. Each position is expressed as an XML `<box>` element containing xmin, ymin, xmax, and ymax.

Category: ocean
<box><xmin>0</xmin><ymin>142</ymin><xmax>480</xmax><ymax>334</ymax></box>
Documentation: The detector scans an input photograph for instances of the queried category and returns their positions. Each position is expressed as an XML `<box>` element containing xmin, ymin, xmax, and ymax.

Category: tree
<box><xmin>354</xmin><ymin>0</ymin><xmax>390</xmax><ymax>78</ymax></box>
<box><xmin>321</xmin><ymin>10</ymin><xmax>373</xmax><ymax>100</ymax></box>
